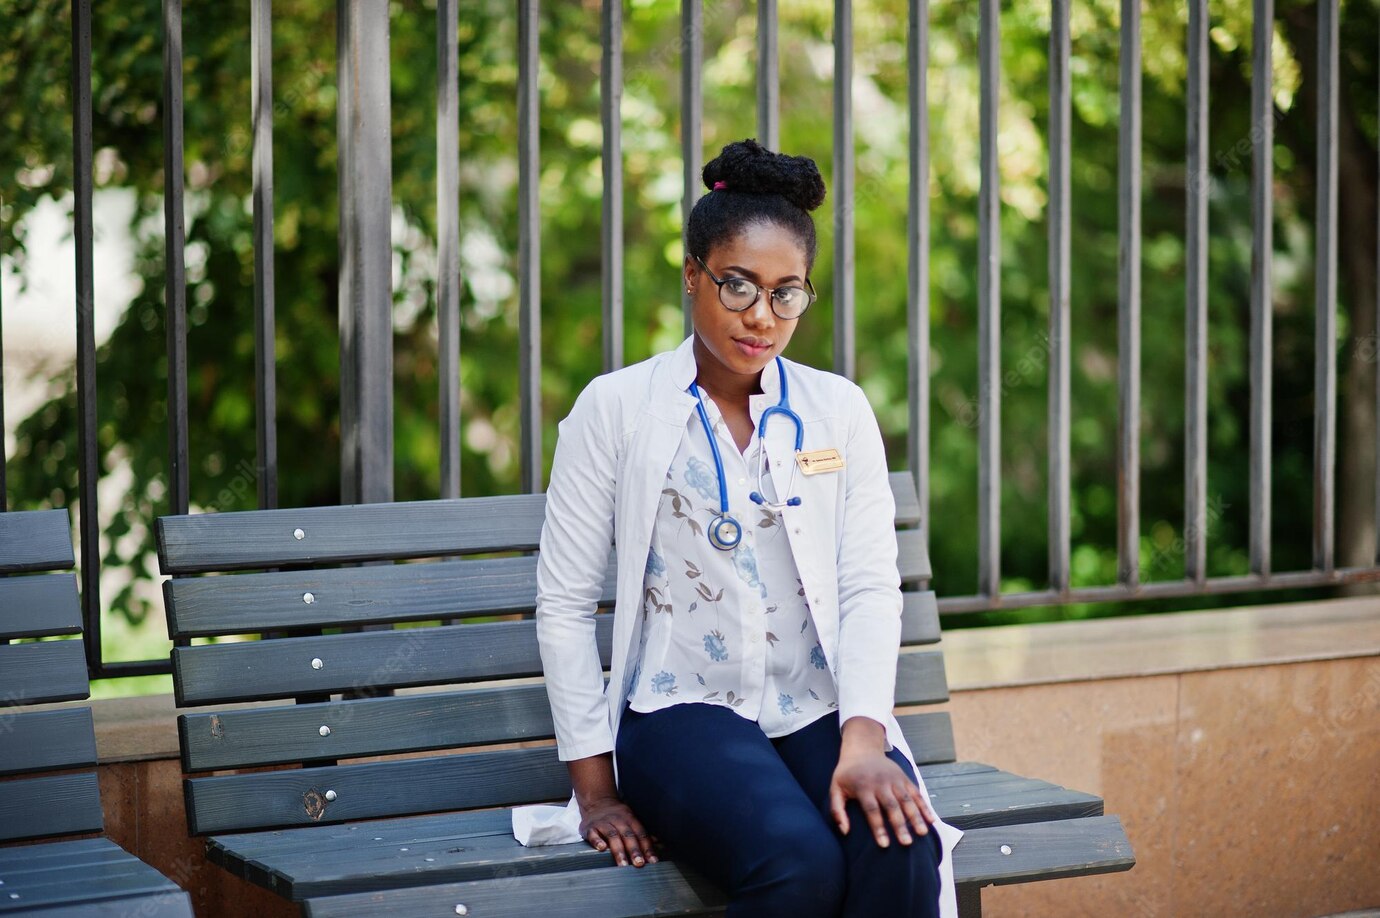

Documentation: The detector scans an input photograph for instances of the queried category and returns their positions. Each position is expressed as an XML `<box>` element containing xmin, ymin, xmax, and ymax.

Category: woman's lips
<box><xmin>734</xmin><ymin>338</ymin><xmax>772</xmax><ymax>358</ymax></box>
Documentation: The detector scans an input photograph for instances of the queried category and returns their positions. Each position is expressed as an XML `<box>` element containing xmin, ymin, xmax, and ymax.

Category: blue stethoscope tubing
<box><xmin>688</xmin><ymin>356</ymin><xmax>804</xmax><ymax>551</ymax></box>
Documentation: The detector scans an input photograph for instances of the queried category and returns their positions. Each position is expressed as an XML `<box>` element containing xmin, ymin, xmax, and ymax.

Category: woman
<box><xmin>518</xmin><ymin>139</ymin><xmax>962</xmax><ymax>918</ymax></box>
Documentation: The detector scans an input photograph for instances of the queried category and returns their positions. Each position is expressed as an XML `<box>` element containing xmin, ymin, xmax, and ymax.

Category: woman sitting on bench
<box><xmin>532</xmin><ymin>138</ymin><xmax>962</xmax><ymax>918</ymax></box>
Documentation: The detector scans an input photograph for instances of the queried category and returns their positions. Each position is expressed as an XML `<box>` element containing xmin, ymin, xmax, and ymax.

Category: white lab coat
<box><xmin>511</xmin><ymin>334</ymin><xmax>962</xmax><ymax>918</ymax></box>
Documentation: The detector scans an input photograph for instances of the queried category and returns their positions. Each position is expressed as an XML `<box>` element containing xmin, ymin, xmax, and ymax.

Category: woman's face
<box><xmin>684</xmin><ymin>221</ymin><xmax>810</xmax><ymax>385</ymax></box>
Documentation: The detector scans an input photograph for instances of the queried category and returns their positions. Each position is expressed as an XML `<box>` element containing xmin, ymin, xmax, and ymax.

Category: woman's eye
<box><xmin>774</xmin><ymin>288</ymin><xmax>802</xmax><ymax>305</ymax></box>
<box><xmin>725</xmin><ymin>278</ymin><xmax>755</xmax><ymax>297</ymax></box>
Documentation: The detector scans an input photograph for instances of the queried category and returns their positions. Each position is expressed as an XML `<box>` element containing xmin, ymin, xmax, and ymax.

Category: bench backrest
<box><xmin>0</xmin><ymin>509</ymin><xmax>106</xmax><ymax>843</ymax></box>
<box><xmin>156</xmin><ymin>473</ymin><xmax>952</xmax><ymax>836</ymax></box>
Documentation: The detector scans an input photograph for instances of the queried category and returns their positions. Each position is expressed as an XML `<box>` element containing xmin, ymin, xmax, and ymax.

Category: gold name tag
<box><xmin>796</xmin><ymin>448</ymin><xmax>845</xmax><ymax>475</ymax></box>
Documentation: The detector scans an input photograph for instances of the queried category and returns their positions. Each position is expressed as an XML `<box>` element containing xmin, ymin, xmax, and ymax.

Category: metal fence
<box><xmin>0</xmin><ymin>0</ymin><xmax>1375</xmax><ymax>680</ymax></box>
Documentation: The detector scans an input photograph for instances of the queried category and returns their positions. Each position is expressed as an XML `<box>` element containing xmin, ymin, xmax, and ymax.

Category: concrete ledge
<box><xmin>940</xmin><ymin>594</ymin><xmax>1380</xmax><ymax>691</ymax></box>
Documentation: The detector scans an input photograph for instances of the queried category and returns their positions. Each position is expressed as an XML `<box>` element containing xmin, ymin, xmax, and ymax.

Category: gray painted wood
<box><xmin>0</xmin><ymin>773</ymin><xmax>104</xmax><ymax>842</ymax></box>
<box><xmin>164</xmin><ymin>552</ymin><xmax>617</xmax><ymax>637</ymax></box>
<box><xmin>0</xmin><ymin>639</ymin><xmax>90</xmax><ymax>706</ymax></box>
<box><xmin>301</xmin><ymin>860</ymin><xmax>727</xmax><ymax>917</ymax></box>
<box><xmin>180</xmin><ymin>654</ymin><xmax>950</xmax><ymax>772</ymax></box>
<box><xmin>0</xmin><ymin>510</ymin><xmax>74</xmax><ymax>573</ymax></box>
<box><xmin>296</xmin><ymin>815</ymin><xmax>1132</xmax><ymax>916</ymax></box>
<box><xmin>184</xmin><ymin>746</ymin><xmax>571</xmax><ymax>835</ymax></box>
<box><xmin>902</xmin><ymin>590</ymin><xmax>941</xmax><ymax>644</ymax></box>
<box><xmin>0</xmin><ymin>573</ymin><xmax>81</xmax><ymax>639</ymax></box>
<box><xmin>1249</xmin><ymin>0</ymin><xmax>1273</xmax><ymax>576</ymax></box>
<box><xmin>1117</xmin><ymin>0</ymin><xmax>1141</xmax><ymax>587</ymax></box>
<box><xmin>896</xmin><ymin>710</ymin><xmax>955</xmax><ymax>764</ymax></box>
<box><xmin>0</xmin><ymin>838</ymin><xmax>191</xmax><ymax>915</ymax></box>
<box><xmin>157</xmin><ymin>476</ymin><xmax>922</xmax><ymax>574</ymax></box>
<box><xmin>0</xmin><ymin>708</ymin><xmax>97</xmax><ymax>776</ymax></box>
<box><xmin>171</xmin><ymin>616</ymin><xmax>617</xmax><ymax>706</ymax></box>
<box><xmin>179</xmin><ymin>684</ymin><xmax>559</xmax><ymax>772</ymax></box>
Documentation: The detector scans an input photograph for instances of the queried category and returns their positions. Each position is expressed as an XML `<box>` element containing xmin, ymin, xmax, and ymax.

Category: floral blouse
<box><xmin>625</xmin><ymin>386</ymin><xmax>839</xmax><ymax>737</ymax></box>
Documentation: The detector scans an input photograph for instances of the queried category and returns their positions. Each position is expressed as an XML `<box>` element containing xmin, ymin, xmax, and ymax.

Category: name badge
<box><xmin>796</xmin><ymin>448</ymin><xmax>845</xmax><ymax>475</ymax></box>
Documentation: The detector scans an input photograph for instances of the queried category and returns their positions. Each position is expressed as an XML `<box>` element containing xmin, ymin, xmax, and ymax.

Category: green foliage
<box><xmin>1</xmin><ymin>0</ymin><xmax>1378</xmax><ymax>669</ymax></box>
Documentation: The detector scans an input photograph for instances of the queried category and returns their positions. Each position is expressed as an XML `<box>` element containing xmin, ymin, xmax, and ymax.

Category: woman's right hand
<box><xmin>579</xmin><ymin>795</ymin><xmax>659</xmax><ymax>868</ymax></box>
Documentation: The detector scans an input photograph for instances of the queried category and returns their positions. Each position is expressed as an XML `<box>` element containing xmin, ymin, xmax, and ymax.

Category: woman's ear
<box><xmin>683</xmin><ymin>255</ymin><xmax>696</xmax><ymax>294</ymax></box>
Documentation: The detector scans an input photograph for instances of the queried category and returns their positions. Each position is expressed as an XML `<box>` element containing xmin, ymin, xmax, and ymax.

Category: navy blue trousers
<box><xmin>614</xmin><ymin>701</ymin><xmax>942</xmax><ymax>918</ymax></box>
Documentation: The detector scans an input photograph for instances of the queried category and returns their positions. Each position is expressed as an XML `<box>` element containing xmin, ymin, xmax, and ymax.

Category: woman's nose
<box><xmin>741</xmin><ymin>294</ymin><xmax>775</xmax><ymax>328</ymax></box>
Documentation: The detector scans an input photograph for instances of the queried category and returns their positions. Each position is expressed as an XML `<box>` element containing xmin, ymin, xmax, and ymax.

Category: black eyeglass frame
<box><xmin>693</xmin><ymin>255</ymin><xmax>817</xmax><ymax>320</ymax></box>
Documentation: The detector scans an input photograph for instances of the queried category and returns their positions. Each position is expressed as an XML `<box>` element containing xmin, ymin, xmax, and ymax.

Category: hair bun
<box><xmin>702</xmin><ymin>139</ymin><xmax>826</xmax><ymax>213</ymax></box>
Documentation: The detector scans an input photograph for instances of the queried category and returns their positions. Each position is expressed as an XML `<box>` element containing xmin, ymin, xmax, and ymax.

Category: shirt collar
<box><xmin>670</xmin><ymin>333</ymin><xmax>785</xmax><ymax>402</ymax></box>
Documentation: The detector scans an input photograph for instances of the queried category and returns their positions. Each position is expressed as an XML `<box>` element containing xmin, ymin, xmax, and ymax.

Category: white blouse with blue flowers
<box><xmin>625</xmin><ymin>386</ymin><xmax>839</xmax><ymax>737</ymax></box>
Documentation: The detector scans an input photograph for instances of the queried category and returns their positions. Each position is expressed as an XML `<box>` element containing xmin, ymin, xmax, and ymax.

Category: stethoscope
<box><xmin>688</xmin><ymin>356</ymin><xmax>804</xmax><ymax>551</ymax></box>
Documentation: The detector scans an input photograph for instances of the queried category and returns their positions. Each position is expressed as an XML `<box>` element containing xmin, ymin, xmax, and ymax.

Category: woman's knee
<box><xmin>736</xmin><ymin>823</ymin><xmax>846</xmax><ymax>917</ymax></box>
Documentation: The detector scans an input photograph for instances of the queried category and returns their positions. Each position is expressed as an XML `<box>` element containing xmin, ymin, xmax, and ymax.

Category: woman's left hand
<box><xmin>828</xmin><ymin>745</ymin><xmax>938</xmax><ymax>848</ymax></box>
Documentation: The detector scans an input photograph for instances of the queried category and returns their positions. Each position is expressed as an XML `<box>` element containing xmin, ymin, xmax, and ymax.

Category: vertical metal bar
<box><xmin>833</xmin><ymin>0</ymin><xmax>855</xmax><ymax>379</ymax></box>
<box><xmin>1185</xmin><ymin>0</ymin><xmax>1208</xmax><ymax>584</ymax></box>
<box><xmin>73</xmin><ymin>0</ymin><xmax>100</xmax><ymax>670</ymax></box>
<box><xmin>1376</xmin><ymin>18</ymin><xmax>1380</xmax><ymax>568</ymax></box>
<box><xmin>164</xmin><ymin>0</ymin><xmax>189</xmax><ymax>520</ymax></box>
<box><xmin>757</xmin><ymin>0</ymin><xmax>779</xmax><ymax>151</ymax></box>
<box><xmin>518</xmin><ymin>0</ymin><xmax>542</xmax><ymax>493</ymax></box>
<box><xmin>682</xmin><ymin>0</ymin><xmax>702</xmax><ymax>338</ymax></box>
<box><xmin>1250</xmin><ymin>0</ymin><xmax>1273</xmax><ymax>575</ymax></box>
<box><xmin>1314</xmin><ymin>0</ymin><xmax>1338</xmax><ymax>571</ymax></box>
<box><xmin>438</xmin><ymin>0</ymin><xmax>461</xmax><ymax>498</ymax></box>
<box><xmin>1117</xmin><ymin>0</ymin><xmax>1142</xmax><ymax>587</ymax></box>
<box><xmin>337</xmin><ymin>0</ymin><xmax>395</xmax><ymax>506</ymax></box>
<box><xmin>977</xmin><ymin>0</ymin><xmax>1001</xmax><ymax>598</ymax></box>
<box><xmin>252</xmin><ymin>0</ymin><xmax>278</xmax><ymax>510</ymax></box>
<box><xmin>1047</xmin><ymin>0</ymin><xmax>1071</xmax><ymax>595</ymax></box>
<box><xmin>907</xmin><ymin>0</ymin><xmax>931</xmax><ymax>573</ymax></box>
<box><xmin>0</xmin><ymin>228</ymin><xmax>6</xmax><ymax>512</ymax></box>
<box><xmin>601</xmin><ymin>0</ymin><xmax>624</xmax><ymax>373</ymax></box>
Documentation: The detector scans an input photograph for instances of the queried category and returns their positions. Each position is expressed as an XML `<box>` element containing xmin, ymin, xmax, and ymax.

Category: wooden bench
<box><xmin>155</xmin><ymin>475</ymin><xmax>1134</xmax><ymax>917</ymax></box>
<box><xmin>0</xmin><ymin>509</ymin><xmax>194</xmax><ymax>918</ymax></box>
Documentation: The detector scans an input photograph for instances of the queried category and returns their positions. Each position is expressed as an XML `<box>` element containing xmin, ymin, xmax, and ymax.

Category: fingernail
<box><xmin>633</xmin><ymin>856</ymin><xmax>644</xmax><ymax>865</ymax></box>
<box><xmin>899</xmin><ymin>832</ymin><xmax>912</xmax><ymax>844</ymax></box>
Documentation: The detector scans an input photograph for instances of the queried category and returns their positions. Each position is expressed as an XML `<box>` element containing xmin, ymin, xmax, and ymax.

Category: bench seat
<box><xmin>204</xmin><ymin>754</ymin><xmax>1111</xmax><ymax>902</ymax></box>
<box><xmin>295</xmin><ymin>815</ymin><xmax>1134</xmax><ymax>917</ymax></box>
<box><xmin>0</xmin><ymin>838</ymin><xmax>191</xmax><ymax>917</ymax></box>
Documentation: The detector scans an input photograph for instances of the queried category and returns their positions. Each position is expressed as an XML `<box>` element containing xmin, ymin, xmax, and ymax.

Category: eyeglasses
<box><xmin>694</xmin><ymin>256</ymin><xmax>816</xmax><ymax>320</ymax></box>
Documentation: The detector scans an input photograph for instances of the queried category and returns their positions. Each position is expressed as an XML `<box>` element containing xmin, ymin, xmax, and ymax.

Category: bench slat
<box><xmin>298</xmin><ymin>815</ymin><xmax>1133</xmax><ymax>917</ymax></box>
<box><xmin>157</xmin><ymin>475</ymin><xmax>922</xmax><ymax>576</ymax></box>
<box><xmin>171</xmin><ymin>618</ymin><xmax>616</xmax><ymax>707</ymax></box>
<box><xmin>896</xmin><ymin>710</ymin><xmax>956</xmax><ymax>765</ymax></box>
<box><xmin>0</xmin><ymin>509</ymin><xmax>75</xmax><ymax>573</ymax></box>
<box><xmin>164</xmin><ymin>553</ymin><xmax>618</xmax><ymax>638</ymax></box>
<box><xmin>0</xmin><ymin>709</ymin><xmax>98</xmax><ymax>776</ymax></box>
<box><xmin>901</xmin><ymin>590</ymin><xmax>940</xmax><ymax>645</ymax></box>
<box><xmin>0</xmin><ymin>639</ymin><xmax>90</xmax><ymax>707</ymax></box>
<box><xmin>179</xmin><ymin>685</ymin><xmax>556</xmax><ymax>772</ymax></box>
<box><xmin>0</xmin><ymin>573</ymin><xmax>82</xmax><ymax>640</ymax></box>
<box><xmin>156</xmin><ymin>495</ymin><xmax>550</xmax><ymax>574</ymax></box>
<box><xmin>0</xmin><ymin>772</ymin><xmax>104</xmax><ymax>842</ymax></box>
<box><xmin>180</xmin><ymin>655</ymin><xmax>949</xmax><ymax>772</ymax></box>
<box><xmin>184</xmin><ymin>747</ymin><xmax>571</xmax><ymax>836</ymax></box>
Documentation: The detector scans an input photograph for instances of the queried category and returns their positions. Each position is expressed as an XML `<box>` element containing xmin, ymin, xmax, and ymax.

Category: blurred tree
<box><xmin>0</xmin><ymin>0</ymin><xmax>1375</xmax><ymax>650</ymax></box>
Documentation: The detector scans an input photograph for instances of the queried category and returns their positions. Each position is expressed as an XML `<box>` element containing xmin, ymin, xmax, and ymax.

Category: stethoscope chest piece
<box><xmin>707</xmin><ymin>514</ymin><xmax>743</xmax><ymax>551</ymax></box>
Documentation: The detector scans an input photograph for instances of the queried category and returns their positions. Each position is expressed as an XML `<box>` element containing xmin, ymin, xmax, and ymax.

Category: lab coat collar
<box><xmin>665</xmin><ymin>333</ymin><xmax>785</xmax><ymax>406</ymax></box>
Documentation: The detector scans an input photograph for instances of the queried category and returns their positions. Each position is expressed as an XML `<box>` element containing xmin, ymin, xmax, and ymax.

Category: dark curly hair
<box><xmin>686</xmin><ymin>139</ymin><xmax>827</xmax><ymax>271</ymax></box>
